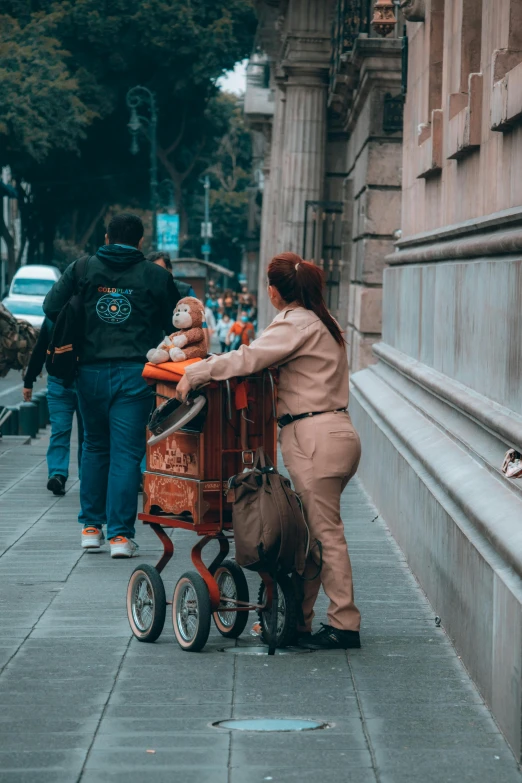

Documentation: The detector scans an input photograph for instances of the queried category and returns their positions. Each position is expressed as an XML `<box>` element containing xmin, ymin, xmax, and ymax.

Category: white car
<box><xmin>2</xmin><ymin>264</ymin><xmax>61</xmax><ymax>328</ymax></box>
<box><xmin>8</xmin><ymin>264</ymin><xmax>61</xmax><ymax>300</ymax></box>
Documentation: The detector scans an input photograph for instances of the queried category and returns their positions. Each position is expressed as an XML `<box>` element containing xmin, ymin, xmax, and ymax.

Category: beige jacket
<box><xmin>185</xmin><ymin>305</ymin><xmax>349</xmax><ymax>418</ymax></box>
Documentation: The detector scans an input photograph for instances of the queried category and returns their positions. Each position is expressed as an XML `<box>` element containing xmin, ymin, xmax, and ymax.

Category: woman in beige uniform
<box><xmin>176</xmin><ymin>252</ymin><xmax>362</xmax><ymax>650</ymax></box>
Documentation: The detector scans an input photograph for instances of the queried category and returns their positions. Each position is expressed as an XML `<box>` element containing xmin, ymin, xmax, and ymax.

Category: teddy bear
<box><xmin>147</xmin><ymin>296</ymin><xmax>207</xmax><ymax>364</ymax></box>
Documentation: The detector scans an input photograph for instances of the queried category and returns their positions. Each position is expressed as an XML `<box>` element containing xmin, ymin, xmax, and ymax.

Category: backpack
<box><xmin>45</xmin><ymin>255</ymin><xmax>90</xmax><ymax>387</ymax></box>
<box><xmin>229</xmin><ymin>447</ymin><xmax>309</xmax><ymax>575</ymax></box>
<box><xmin>0</xmin><ymin>303</ymin><xmax>37</xmax><ymax>378</ymax></box>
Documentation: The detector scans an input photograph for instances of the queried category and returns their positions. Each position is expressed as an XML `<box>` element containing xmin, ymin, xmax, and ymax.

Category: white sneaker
<box><xmin>110</xmin><ymin>536</ymin><xmax>139</xmax><ymax>558</ymax></box>
<box><xmin>81</xmin><ymin>526</ymin><xmax>105</xmax><ymax>551</ymax></box>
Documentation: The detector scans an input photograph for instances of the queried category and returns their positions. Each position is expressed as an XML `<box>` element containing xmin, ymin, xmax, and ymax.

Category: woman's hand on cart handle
<box><xmin>176</xmin><ymin>375</ymin><xmax>192</xmax><ymax>401</ymax></box>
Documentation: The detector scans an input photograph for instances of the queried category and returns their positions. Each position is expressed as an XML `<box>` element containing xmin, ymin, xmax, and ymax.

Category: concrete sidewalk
<box><xmin>1</xmin><ymin>430</ymin><xmax>521</xmax><ymax>783</ymax></box>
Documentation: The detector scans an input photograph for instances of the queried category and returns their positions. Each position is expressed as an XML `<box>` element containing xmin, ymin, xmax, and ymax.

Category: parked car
<box><xmin>1</xmin><ymin>296</ymin><xmax>46</xmax><ymax>328</ymax></box>
<box><xmin>8</xmin><ymin>264</ymin><xmax>61</xmax><ymax>300</ymax></box>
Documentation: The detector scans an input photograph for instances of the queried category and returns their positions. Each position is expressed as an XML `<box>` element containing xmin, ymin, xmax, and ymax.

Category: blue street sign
<box><xmin>201</xmin><ymin>243</ymin><xmax>211</xmax><ymax>254</ymax></box>
<box><xmin>157</xmin><ymin>213</ymin><xmax>179</xmax><ymax>252</ymax></box>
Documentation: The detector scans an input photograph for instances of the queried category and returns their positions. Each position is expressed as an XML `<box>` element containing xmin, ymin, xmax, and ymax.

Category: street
<box><xmin>0</xmin><ymin>427</ymin><xmax>520</xmax><ymax>782</ymax></box>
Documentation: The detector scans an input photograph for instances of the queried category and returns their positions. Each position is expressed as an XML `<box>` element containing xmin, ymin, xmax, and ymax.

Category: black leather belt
<box><xmin>278</xmin><ymin>409</ymin><xmax>346</xmax><ymax>429</ymax></box>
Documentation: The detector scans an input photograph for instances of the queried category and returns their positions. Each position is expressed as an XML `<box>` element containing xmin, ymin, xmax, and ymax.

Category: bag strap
<box><xmin>74</xmin><ymin>255</ymin><xmax>92</xmax><ymax>295</ymax></box>
<box><xmin>299</xmin><ymin>539</ymin><xmax>323</xmax><ymax>582</ymax></box>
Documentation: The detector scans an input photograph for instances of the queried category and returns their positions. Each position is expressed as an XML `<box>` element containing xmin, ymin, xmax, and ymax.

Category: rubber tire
<box><xmin>172</xmin><ymin>571</ymin><xmax>212</xmax><ymax>652</ymax></box>
<box><xmin>257</xmin><ymin>573</ymin><xmax>298</xmax><ymax>649</ymax></box>
<box><xmin>127</xmin><ymin>564</ymin><xmax>166</xmax><ymax>643</ymax></box>
<box><xmin>213</xmin><ymin>559</ymin><xmax>250</xmax><ymax>638</ymax></box>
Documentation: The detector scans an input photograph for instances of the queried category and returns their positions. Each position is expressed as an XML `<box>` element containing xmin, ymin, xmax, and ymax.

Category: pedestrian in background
<box><xmin>23</xmin><ymin>316</ymin><xmax>83</xmax><ymax>496</ymax></box>
<box><xmin>222</xmin><ymin>290</ymin><xmax>237</xmax><ymax>319</ymax></box>
<box><xmin>228</xmin><ymin>312</ymin><xmax>255</xmax><ymax>350</ymax></box>
<box><xmin>216</xmin><ymin>313</ymin><xmax>232</xmax><ymax>353</ymax></box>
<box><xmin>44</xmin><ymin>214</ymin><xmax>180</xmax><ymax>558</ymax></box>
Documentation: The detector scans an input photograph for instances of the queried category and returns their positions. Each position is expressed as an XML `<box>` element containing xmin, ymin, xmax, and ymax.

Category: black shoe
<box><xmin>299</xmin><ymin>624</ymin><xmax>361</xmax><ymax>650</ymax></box>
<box><xmin>47</xmin><ymin>475</ymin><xmax>66</xmax><ymax>496</ymax></box>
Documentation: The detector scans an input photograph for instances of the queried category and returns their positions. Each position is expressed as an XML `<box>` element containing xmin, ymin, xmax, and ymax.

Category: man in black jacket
<box><xmin>44</xmin><ymin>213</ymin><xmax>180</xmax><ymax>558</ymax></box>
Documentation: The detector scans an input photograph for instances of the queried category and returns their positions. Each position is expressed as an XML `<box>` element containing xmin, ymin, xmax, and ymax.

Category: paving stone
<box><xmin>80</xmin><ymin>770</ymin><xmax>228</xmax><ymax>783</ymax></box>
<box><xmin>91</xmin><ymin>732</ymin><xmax>230</xmax><ymax>750</ymax></box>
<box><xmin>0</xmin><ymin>749</ymin><xmax>86</xmax><ymax>772</ymax></box>
<box><xmin>82</xmin><ymin>747</ymin><xmax>230</xmax><ymax>769</ymax></box>
<box><xmin>1</xmin><ymin>773</ymin><xmax>80</xmax><ymax>783</ymax></box>
<box><xmin>109</xmin><ymin>688</ymin><xmax>233</xmax><ymax>706</ymax></box>
<box><xmin>0</xmin><ymin>733</ymin><xmax>94</xmax><ymax>751</ymax></box>
<box><xmin>229</xmin><ymin>769</ymin><xmax>376</xmax><ymax>783</ymax></box>
<box><xmin>376</xmin><ymin>748</ymin><xmax>522</xmax><ymax>783</ymax></box>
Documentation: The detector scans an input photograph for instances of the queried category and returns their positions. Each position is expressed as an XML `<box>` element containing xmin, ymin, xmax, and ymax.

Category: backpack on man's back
<box><xmin>45</xmin><ymin>256</ymin><xmax>90</xmax><ymax>387</ymax></box>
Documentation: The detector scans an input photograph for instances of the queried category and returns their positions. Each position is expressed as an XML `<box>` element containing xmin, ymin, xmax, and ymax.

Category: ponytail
<box><xmin>267</xmin><ymin>252</ymin><xmax>345</xmax><ymax>346</ymax></box>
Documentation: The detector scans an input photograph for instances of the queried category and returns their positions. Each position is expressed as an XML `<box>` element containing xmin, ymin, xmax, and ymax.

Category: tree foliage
<box><xmin>0</xmin><ymin>13</ymin><xmax>94</xmax><ymax>166</ymax></box>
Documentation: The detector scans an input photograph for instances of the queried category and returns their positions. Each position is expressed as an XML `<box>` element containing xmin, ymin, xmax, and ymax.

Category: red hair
<box><xmin>267</xmin><ymin>252</ymin><xmax>344</xmax><ymax>346</ymax></box>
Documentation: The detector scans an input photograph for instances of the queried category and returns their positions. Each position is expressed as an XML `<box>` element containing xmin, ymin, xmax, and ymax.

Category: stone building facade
<box><xmin>245</xmin><ymin>0</ymin><xmax>404</xmax><ymax>370</ymax></box>
<box><xmin>351</xmin><ymin>0</ymin><xmax>522</xmax><ymax>759</ymax></box>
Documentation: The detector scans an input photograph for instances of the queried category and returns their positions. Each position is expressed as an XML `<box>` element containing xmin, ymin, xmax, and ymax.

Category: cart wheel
<box><xmin>127</xmin><ymin>564</ymin><xmax>166</xmax><ymax>643</ymax></box>
<box><xmin>257</xmin><ymin>574</ymin><xmax>298</xmax><ymax>649</ymax></box>
<box><xmin>172</xmin><ymin>571</ymin><xmax>211</xmax><ymax>652</ymax></box>
<box><xmin>213</xmin><ymin>560</ymin><xmax>250</xmax><ymax>638</ymax></box>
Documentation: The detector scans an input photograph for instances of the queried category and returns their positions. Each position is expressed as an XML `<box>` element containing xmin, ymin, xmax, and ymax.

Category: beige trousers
<box><xmin>280</xmin><ymin>411</ymin><xmax>361</xmax><ymax>632</ymax></box>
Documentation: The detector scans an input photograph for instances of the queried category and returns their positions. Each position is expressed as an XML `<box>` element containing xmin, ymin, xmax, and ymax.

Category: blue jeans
<box><xmin>77</xmin><ymin>362</ymin><xmax>152</xmax><ymax>540</ymax></box>
<box><xmin>46</xmin><ymin>376</ymin><xmax>84</xmax><ymax>480</ymax></box>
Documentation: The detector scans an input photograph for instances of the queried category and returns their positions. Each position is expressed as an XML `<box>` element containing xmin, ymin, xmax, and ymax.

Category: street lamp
<box><xmin>126</xmin><ymin>85</ymin><xmax>159</xmax><ymax>249</ymax></box>
<box><xmin>200</xmin><ymin>175</ymin><xmax>211</xmax><ymax>263</ymax></box>
<box><xmin>372</xmin><ymin>0</ymin><xmax>397</xmax><ymax>36</ymax></box>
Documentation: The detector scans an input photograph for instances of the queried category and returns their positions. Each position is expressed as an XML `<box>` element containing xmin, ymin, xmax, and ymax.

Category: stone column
<box><xmin>257</xmin><ymin>81</ymin><xmax>286</xmax><ymax>331</ymax></box>
<box><xmin>280</xmin><ymin>70</ymin><xmax>328</xmax><ymax>255</ymax></box>
<box><xmin>277</xmin><ymin>0</ymin><xmax>332</xmax><ymax>256</ymax></box>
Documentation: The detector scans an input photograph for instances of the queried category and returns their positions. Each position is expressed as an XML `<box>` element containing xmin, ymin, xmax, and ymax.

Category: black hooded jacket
<box><xmin>43</xmin><ymin>244</ymin><xmax>180</xmax><ymax>364</ymax></box>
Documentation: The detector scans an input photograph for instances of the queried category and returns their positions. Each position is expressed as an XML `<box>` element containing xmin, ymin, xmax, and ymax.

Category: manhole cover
<box><xmin>213</xmin><ymin>719</ymin><xmax>328</xmax><ymax>732</ymax></box>
<box><xmin>218</xmin><ymin>646</ymin><xmax>312</xmax><ymax>656</ymax></box>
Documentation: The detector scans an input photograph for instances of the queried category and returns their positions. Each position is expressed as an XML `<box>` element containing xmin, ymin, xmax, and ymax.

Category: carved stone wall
<box><xmin>352</xmin><ymin>0</ymin><xmax>522</xmax><ymax>759</ymax></box>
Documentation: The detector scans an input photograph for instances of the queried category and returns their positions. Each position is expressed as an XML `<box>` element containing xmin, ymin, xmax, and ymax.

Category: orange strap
<box><xmin>235</xmin><ymin>380</ymin><xmax>249</xmax><ymax>410</ymax></box>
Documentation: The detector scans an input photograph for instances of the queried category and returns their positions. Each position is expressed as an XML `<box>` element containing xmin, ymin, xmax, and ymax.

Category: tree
<box><xmin>207</xmin><ymin>94</ymin><xmax>253</xmax><ymax>274</ymax></box>
<box><xmin>0</xmin><ymin>0</ymin><xmax>257</xmax><ymax>265</ymax></box>
<box><xmin>0</xmin><ymin>10</ymin><xmax>95</xmax><ymax>275</ymax></box>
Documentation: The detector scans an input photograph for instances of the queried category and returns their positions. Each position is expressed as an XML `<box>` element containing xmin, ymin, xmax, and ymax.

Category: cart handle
<box><xmin>225</xmin><ymin>379</ymin><xmax>233</xmax><ymax>421</ymax></box>
<box><xmin>265</xmin><ymin>369</ymin><xmax>277</xmax><ymax>419</ymax></box>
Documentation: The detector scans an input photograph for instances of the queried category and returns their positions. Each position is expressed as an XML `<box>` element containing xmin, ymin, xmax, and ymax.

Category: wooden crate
<box><xmin>143</xmin><ymin>472</ymin><xmax>231</xmax><ymax>526</ymax></box>
<box><xmin>147</xmin><ymin>373</ymin><xmax>277</xmax><ymax>525</ymax></box>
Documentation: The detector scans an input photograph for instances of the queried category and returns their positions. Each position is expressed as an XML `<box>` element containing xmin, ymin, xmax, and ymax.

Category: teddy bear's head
<box><xmin>172</xmin><ymin>296</ymin><xmax>204</xmax><ymax>330</ymax></box>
